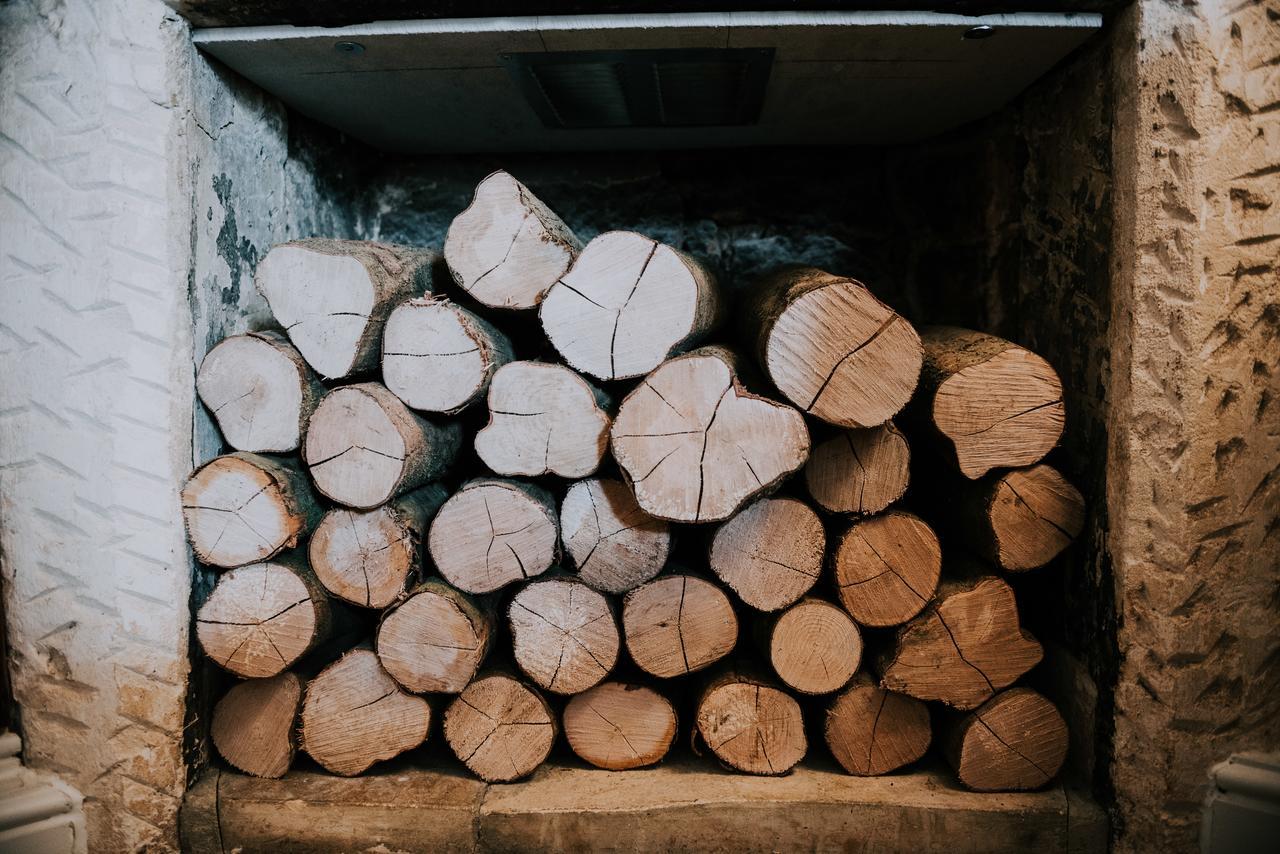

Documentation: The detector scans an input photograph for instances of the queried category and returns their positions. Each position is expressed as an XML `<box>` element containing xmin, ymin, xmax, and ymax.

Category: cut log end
<box><xmin>196</xmin><ymin>561</ymin><xmax>330</xmax><ymax>679</ymax></box>
<box><xmin>709</xmin><ymin>496</ymin><xmax>823</xmax><ymax>612</ymax></box>
<box><xmin>382</xmin><ymin>296</ymin><xmax>514</xmax><ymax>414</ymax></box>
<box><xmin>611</xmin><ymin>347</ymin><xmax>809</xmax><ymax>523</ymax></box>
<box><xmin>804</xmin><ymin>422</ymin><xmax>910</xmax><ymax>515</ymax></box>
<box><xmin>475</xmin><ymin>361</ymin><xmax>611</xmax><ymax>479</ymax></box>
<box><xmin>833</xmin><ymin>511</ymin><xmax>941</xmax><ymax>628</ymax></box>
<box><xmin>211</xmin><ymin>672</ymin><xmax>304</xmax><ymax>779</ymax></box>
<box><xmin>541</xmin><ymin>231</ymin><xmax>718</xmax><ymax>381</ymax></box>
<box><xmin>444</xmin><ymin>673</ymin><xmax>557</xmax><ymax>782</ymax></box>
<box><xmin>696</xmin><ymin>671</ymin><xmax>806</xmax><ymax>775</ymax></box>
<box><xmin>564</xmin><ymin>682</ymin><xmax>677</xmax><ymax>771</ymax></box>
<box><xmin>944</xmin><ymin>688</ymin><xmax>1068</xmax><ymax>791</ymax></box>
<box><xmin>560</xmin><ymin>478</ymin><xmax>670</xmax><ymax>595</ymax></box>
<box><xmin>825</xmin><ymin>677</ymin><xmax>931</xmax><ymax>776</ymax></box>
<box><xmin>988</xmin><ymin>464</ymin><xmax>1086</xmax><ymax>571</ymax></box>
<box><xmin>196</xmin><ymin>331</ymin><xmax>320</xmax><ymax>453</ymax></box>
<box><xmin>766</xmin><ymin>599</ymin><xmax>862</xmax><ymax>695</ymax></box>
<box><xmin>300</xmin><ymin>648</ymin><xmax>432</xmax><ymax>777</ymax></box>
<box><xmin>377</xmin><ymin>581</ymin><xmax>493</xmax><ymax>694</ymax></box>
<box><xmin>509</xmin><ymin>578</ymin><xmax>619</xmax><ymax>695</ymax></box>
<box><xmin>445</xmin><ymin>170</ymin><xmax>581</xmax><ymax>310</ymax></box>
<box><xmin>428</xmin><ymin>479</ymin><xmax>559</xmax><ymax>595</ymax></box>
<box><xmin>623</xmin><ymin>575</ymin><xmax>738</xmax><ymax>679</ymax></box>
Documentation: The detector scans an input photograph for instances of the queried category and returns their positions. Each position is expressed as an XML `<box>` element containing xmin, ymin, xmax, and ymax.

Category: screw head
<box><xmin>963</xmin><ymin>25</ymin><xmax>996</xmax><ymax>40</ymax></box>
<box><xmin>335</xmin><ymin>41</ymin><xmax>365</xmax><ymax>54</ymax></box>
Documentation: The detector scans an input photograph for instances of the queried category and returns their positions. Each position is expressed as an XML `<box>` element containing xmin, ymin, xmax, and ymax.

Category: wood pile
<box><xmin>188</xmin><ymin>170</ymin><xmax>1085</xmax><ymax>792</ymax></box>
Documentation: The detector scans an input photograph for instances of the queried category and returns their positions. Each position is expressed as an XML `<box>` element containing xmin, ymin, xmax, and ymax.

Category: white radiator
<box><xmin>0</xmin><ymin>732</ymin><xmax>86</xmax><ymax>854</ymax></box>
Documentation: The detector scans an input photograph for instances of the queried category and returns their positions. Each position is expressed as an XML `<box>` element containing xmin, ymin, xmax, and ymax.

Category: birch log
<box><xmin>563</xmin><ymin>682</ymin><xmax>677</xmax><ymax>770</ymax></box>
<box><xmin>943</xmin><ymin>688</ymin><xmax>1068</xmax><ymax>791</ymax></box>
<box><xmin>832</xmin><ymin>511</ymin><xmax>941</xmax><ymax>628</ymax></box>
<box><xmin>709</xmin><ymin>496</ymin><xmax>823</xmax><ymax>612</ymax></box>
<box><xmin>803</xmin><ymin>422</ymin><xmax>910</xmax><ymax>515</ymax></box>
<box><xmin>610</xmin><ymin>347</ymin><xmax>809</xmax><ymax>522</ymax></box>
<box><xmin>509</xmin><ymin>577</ymin><xmax>619</xmax><ymax>695</ymax></box>
<box><xmin>376</xmin><ymin>580</ymin><xmax>494</xmax><ymax>694</ymax></box>
<box><xmin>443</xmin><ymin>672</ymin><xmax>557</xmax><ymax>782</ymax></box>
<box><xmin>560</xmin><ymin>478</ymin><xmax>670</xmax><ymax>594</ymax></box>
<box><xmin>695</xmin><ymin>666</ymin><xmax>806</xmax><ymax>775</ymax></box>
<box><xmin>196</xmin><ymin>330</ymin><xmax>323</xmax><ymax>453</ymax></box>
<box><xmin>825</xmin><ymin>675</ymin><xmax>931</xmax><ymax>776</ymax></box>
<box><xmin>622</xmin><ymin>575</ymin><xmax>738</xmax><ymax>678</ymax></box>
<box><xmin>541</xmin><ymin>231</ymin><xmax>719</xmax><ymax>381</ymax></box>
<box><xmin>210</xmin><ymin>672</ymin><xmax>304</xmax><ymax>779</ymax></box>
<box><xmin>256</xmin><ymin>239</ymin><xmax>436</xmax><ymax>380</ymax></box>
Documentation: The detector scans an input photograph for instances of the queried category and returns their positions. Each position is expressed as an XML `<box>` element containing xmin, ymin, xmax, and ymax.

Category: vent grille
<box><xmin>503</xmin><ymin>48</ymin><xmax>773</xmax><ymax>129</ymax></box>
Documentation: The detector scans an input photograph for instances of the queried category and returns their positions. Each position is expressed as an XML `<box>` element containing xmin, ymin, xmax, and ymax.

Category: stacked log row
<box><xmin>185</xmin><ymin>170</ymin><xmax>1086</xmax><ymax>792</ymax></box>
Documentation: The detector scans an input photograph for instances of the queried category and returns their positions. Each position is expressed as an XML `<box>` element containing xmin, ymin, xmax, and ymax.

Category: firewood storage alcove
<box><xmin>176</xmin><ymin>7</ymin><xmax>1120</xmax><ymax>852</ymax></box>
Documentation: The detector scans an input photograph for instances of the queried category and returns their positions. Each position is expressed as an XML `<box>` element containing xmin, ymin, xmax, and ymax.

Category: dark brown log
<box><xmin>824</xmin><ymin>674</ymin><xmax>931</xmax><ymax>776</ymax></box>
<box><xmin>958</xmin><ymin>463</ymin><xmax>1086</xmax><ymax>572</ymax></box>
<box><xmin>831</xmin><ymin>510</ymin><xmax>941</xmax><ymax>628</ymax></box>
<box><xmin>942</xmin><ymin>687</ymin><xmax>1068</xmax><ymax>791</ymax></box>
<box><xmin>803</xmin><ymin>422</ymin><xmax>910</xmax><ymax>515</ymax></box>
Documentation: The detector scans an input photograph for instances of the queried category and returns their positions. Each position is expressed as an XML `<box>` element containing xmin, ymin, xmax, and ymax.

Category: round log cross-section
<box><xmin>563</xmin><ymin>682</ymin><xmax>677</xmax><ymax>770</ymax></box>
<box><xmin>709</xmin><ymin>497</ymin><xmax>824</xmax><ymax>612</ymax></box>
<box><xmin>696</xmin><ymin>669</ymin><xmax>806</xmax><ymax>775</ymax></box>
<box><xmin>443</xmin><ymin>673</ymin><xmax>557</xmax><ymax>782</ymax></box>
<box><xmin>509</xmin><ymin>577</ymin><xmax>619</xmax><ymax>695</ymax></box>
<box><xmin>832</xmin><ymin>511</ymin><xmax>941</xmax><ymax>628</ymax></box>
<box><xmin>622</xmin><ymin>575</ymin><xmax>738</xmax><ymax>678</ymax></box>
<box><xmin>376</xmin><ymin>580</ymin><xmax>494</xmax><ymax>694</ymax></box>
<box><xmin>560</xmin><ymin>478</ymin><xmax>670</xmax><ymax>594</ymax></box>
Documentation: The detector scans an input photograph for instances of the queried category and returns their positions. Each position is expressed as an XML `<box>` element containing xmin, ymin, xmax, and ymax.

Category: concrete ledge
<box><xmin>181</xmin><ymin>758</ymin><xmax>1107</xmax><ymax>852</ymax></box>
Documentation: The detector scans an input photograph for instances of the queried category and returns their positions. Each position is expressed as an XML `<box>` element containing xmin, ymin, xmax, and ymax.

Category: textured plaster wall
<box><xmin>1107</xmin><ymin>0</ymin><xmax>1280</xmax><ymax>850</ymax></box>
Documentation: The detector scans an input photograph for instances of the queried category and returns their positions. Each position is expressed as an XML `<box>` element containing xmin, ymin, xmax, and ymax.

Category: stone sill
<box><xmin>180</xmin><ymin>756</ymin><xmax>1107</xmax><ymax>852</ymax></box>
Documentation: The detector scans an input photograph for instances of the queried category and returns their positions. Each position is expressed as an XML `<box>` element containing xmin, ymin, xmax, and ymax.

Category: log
<box><xmin>708</xmin><ymin>496</ymin><xmax>823</xmax><ymax>612</ymax></box>
<box><xmin>256</xmin><ymin>238</ymin><xmax>436</xmax><ymax>380</ymax></box>
<box><xmin>376</xmin><ymin>580</ymin><xmax>494</xmax><ymax>694</ymax></box>
<box><xmin>622</xmin><ymin>574</ymin><xmax>738</xmax><ymax>678</ymax></box>
<box><xmin>540</xmin><ymin>231</ymin><xmax>719</xmax><ymax>381</ymax></box>
<box><xmin>443</xmin><ymin>672</ymin><xmax>557</xmax><ymax>782</ymax></box>
<box><xmin>744</xmin><ymin>267</ymin><xmax>922</xmax><ymax>429</ymax></box>
<box><xmin>382</xmin><ymin>295</ymin><xmax>514</xmax><ymax>414</ymax></box>
<box><xmin>181</xmin><ymin>452</ymin><xmax>321</xmax><ymax>569</ymax></box>
<box><xmin>308</xmin><ymin>485</ymin><xmax>448</xmax><ymax>608</ymax></box>
<box><xmin>303</xmin><ymin>383</ymin><xmax>461</xmax><ymax>510</ymax></box>
<box><xmin>563</xmin><ymin>682</ymin><xmax>677</xmax><ymax>771</ymax></box>
<box><xmin>943</xmin><ymin>687</ymin><xmax>1068</xmax><ymax>791</ymax></box>
<box><xmin>444</xmin><ymin>170</ymin><xmax>581</xmax><ymax>310</ymax></box>
<box><xmin>509</xmin><ymin>577</ymin><xmax>619</xmax><ymax>695</ymax></box>
<box><xmin>824</xmin><ymin>675</ymin><xmax>931</xmax><ymax>776</ymax></box>
<box><xmin>196</xmin><ymin>558</ymin><xmax>332</xmax><ymax>678</ymax></box>
<box><xmin>878</xmin><ymin>574</ymin><xmax>1043</xmax><ymax>710</ymax></box>
<box><xmin>427</xmin><ymin>479</ymin><xmax>559</xmax><ymax>595</ymax></box>
<box><xmin>759</xmin><ymin>598</ymin><xmax>862</xmax><ymax>695</ymax></box>
<box><xmin>560</xmin><ymin>478</ymin><xmax>670</xmax><ymax>594</ymax></box>
<box><xmin>803</xmin><ymin>422</ymin><xmax>910</xmax><ymax>516</ymax></box>
<box><xmin>695</xmin><ymin>667</ymin><xmax>806</xmax><ymax>775</ymax></box>
<box><xmin>210</xmin><ymin>672</ymin><xmax>304</xmax><ymax>779</ymax></box>
<box><xmin>299</xmin><ymin>647</ymin><xmax>432</xmax><ymax>776</ymax></box>
<box><xmin>196</xmin><ymin>330</ymin><xmax>323</xmax><ymax>453</ymax></box>
<box><xmin>610</xmin><ymin>347</ymin><xmax>810</xmax><ymax>522</ymax></box>
<box><xmin>915</xmin><ymin>326</ymin><xmax>1065</xmax><ymax>479</ymax></box>
<box><xmin>832</xmin><ymin>511</ymin><xmax>941</xmax><ymax>628</ymax></box>
<box><xmin>959</xmin><ymin>463</ymin><xmax>1086</xmax><ymax>572</ymax></box>
<box><xmin>474</xmin><ymin>361</ymin><xmax>611</xmax><ymax>478</ymax></box>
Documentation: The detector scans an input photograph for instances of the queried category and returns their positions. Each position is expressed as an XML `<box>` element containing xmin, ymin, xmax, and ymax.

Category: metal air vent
<box><xmin>503</xmin><ymin>49</ymin><xmax>774</xmax><ymax>129</ymax></box>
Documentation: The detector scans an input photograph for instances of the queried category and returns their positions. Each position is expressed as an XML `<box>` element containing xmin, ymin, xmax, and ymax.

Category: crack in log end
<box><xmin>676</xmin><ymin>577</ymin><xmax>691</xmax><ymax>674</ymax></box>
<box><xmin>695</xmin><ymin>383</ymin><xmax>734</xmax><ymax>521</ymax></box>
<box><xmin>865</xmin><ymin>691</ymin><xmax>888</xmax><ymax>774</ymax></box>
<box><xmin>467</xmin><ymin>210</ymin><xmax>531</xmax><ymax>293</ymax></box>
<box><xmin>949</xmin><ymin>398</ymin><xmax>1063</xmax><ymax>438</ymax></box>
<box><xmin>805</xmin><ymin>314</ymin><xmax>901</xmax><ymax>412</ymax></box>
<box><xmin>934</xmin><ymin>611</ymin><xmax>996</xmax><ymax>697</ymax></box>
<box><xmin>972</xmin><ymin>714</ymin><xmax>1053</xmax><ymax>783</ymax></box>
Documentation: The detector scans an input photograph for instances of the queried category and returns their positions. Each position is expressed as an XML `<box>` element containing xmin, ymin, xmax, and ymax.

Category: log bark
<box><xmin>299</xmin><ymin>647</ymin><xmax>432</xmax><ymax>776</ymax></box>
<box><xmin>443</xmin><ymin>672</ymin><xmax>557</xmax><ymax>782</ymax></box>
<box><xmin>376</xmin><ymin>579</ymin><xmax>494</xmax><ymax>694</ymax></box>
<box><xmin>196</xmin><ymin>330</ymin><xmax>324</xmax><ymax>453</ymax></box>
<box><xmin>832</xmin><ymin>510</ymin><xmax>941</xmax><ymax>628</ymax></box>
<box><xmin>309</xmin><ymin>485</ymin><xmax>448</xmax><ymax>609</ymax></box>
<box><xmin>610</xmin><ymin>346</ymin><xmax>810</xmax><ymax>522</ymax></box>
<box><xmin>744</xmin><ymin>267</ymin><xmax>922</xmax><ymax>429</ymax></box>
<box><xmin>444</xmin><ymin>170</ymin><xmax>581</xmax><ymax>310</ymax></box>
<box><xmin>824</xmin><ymin>674</ymin><xmax>931</xmax><ymax>776</ymax></box>
<box><xmin>622</xmin><ymin>574</ymin><xmax>738</xmax><ymax>678</ymax></box>
<box><xmin>563</xmin><ymin>682</ymin><xmax>678</xmax><ymax>771</ymax></box>
<box><xmin>196</xmin><ymin>557</ymin><xmax>332</xmax><ymax>678</ymax></box>
<box><xmin>803</xmin><ymin>422</ymin><xmax>910</xmax><ymax>516</ymax></box>
<box><xmin>474</xmin><ymin>361</ymin><xmax>612</xmax><ymax>478</ymax></box>
<box><xmin>758</xmin><ymin>598</ymin><xmax>862</xmax><ymax>695</ymax></box>
<box><xmin>382</xmin><ymin>295</ymin><xmax>514</xmax><ymax>414</ymax></box>
<box><xmin>709</xmin><ymin>496</ymin><xmax>823</xmax><ymax>612</ymax></box>
<box><xmin>303</xmin><ymin>383</ymin><xmax>461</xmax><ymax>510</ymax></box>
<box><xmin>695</xmin><ymin>666</ymin><xmax>806</xmax><ymax>775</ymax></box>
<box><xmin>540</xmin><ymin>231</ymin><xmax>719</xmax><ymax>381</ymax></box>
<box><xmin>427</xmin><ymin>478</ymin><xmax>559</xmax><ymax>594</ymax></box>
<box><xmin>942</xmin><ymin>687</ymin><xmax>1068</xmax><ymax>791</ymax></box>
<box><xmin>509</xmin><ymin>577</ymin><xmax>619</xmax><ymax>695</ymax></box>
<box><xmin>560</xmin><ymin>478</ymin><xmax>670</xmax><ymax>594</ymax></box>
<box><xmin>210</xmin><ymin>672</ymin><xmax>304</xmax><ymax>779</ymax></box>
<box><xmin>878</xmin><ymin>574</ymin><xmax>1043</xmax><ymax>710</ymax></box>
<box><xmin>958</xmin><ymin>463</ymin><xmax>1086</xmax><ymax>572</ymax></box>
<box><xmin>256</xmin><ymin>238</ymin><xmax>436</xmax><ymax>380</ymax></box>
<box><xmin>914</xmin><ymin>326</ymin><xmax>1065</xmax><ymax>479</ymax></box>
<box><xmin>182</xmin><ymin>452</ymin><xmax>322</xmax><ymax>569</ymax></box>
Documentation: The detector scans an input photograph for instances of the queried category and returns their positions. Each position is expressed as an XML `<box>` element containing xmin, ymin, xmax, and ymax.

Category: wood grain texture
<box><xmin>563</xmin><ymin>682</ymin><xmax>677</xmax><ymax>771</ymax></box>
<box><xmin>709</xmin><ymin>496</ymin><xmax>823</xmax><ymax>612</ymax></box>
<box><xmin>761</xmin><ymin>598</ymin><xmax>862</xmax><ymax>695</ymax></box>
<box><xmin>623</xmin><ymin>575</ymin><xmax>738</xmax><ymax>679</ymax></box>
<box><xmin>824</xmin><ymin>675</ymin><xmax>931</xmax><ymax>776</ymax></box>
<box><xmin>443</xmin><ymin>672</ymin><xmax>557</xmax><ymax>782</ymax></box>
<box><xmin>509</xmin><ymin>577</ymin><xmax>619</xmax><ymax>695</ymax></box>
<box><xmin>376</xmin><ymin>579</ymin><xmax>493</xmax><ymax>694</ymax></box>
<box><xmin>832</xmin><ymin>510</ymin><xmax>941</xmax><ymax>628</ymax></box>
<box><xmin>696</xmin><ymin>667</ymin><xmax>806</xmax><ymax>775</ymax></box>
<box><xmin>610</xmin><ymin>346</ymin><xmax>810</xmax><ymax>522</ymax></box>
<box><xmin>804</xmin><ymin>422</ymin><xmax>910</xmax><ymax>515</ymax></box>
<box><xmin>541</xmin><ymin>231</ymin><xmax>719</xmax><ymax>381</ymax></box>
<box><xmin>560</xmin><ymin>478</ymin><xmax>670</xmax><ymax>595</ymax></box>
<box><xmin>210</xmin><ymin>672</ymin><xmax>304</xmax><ymax>779</ymax></box>
<box><xmin>943</xmin><ymin>688</ymin><xmax>1068</xmax><ymax>791</ymax></box>
<box><xmin>966</xmin><ymin>464</ymin><xmax>1086</xmax><ymax>572</ymax></box>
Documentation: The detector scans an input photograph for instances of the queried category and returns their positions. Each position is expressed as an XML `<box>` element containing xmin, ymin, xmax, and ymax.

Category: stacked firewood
<box><xmin>185</xmin><ymin>170</ymin><xmax>1085</xmax><ymax>791</ymax></box>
